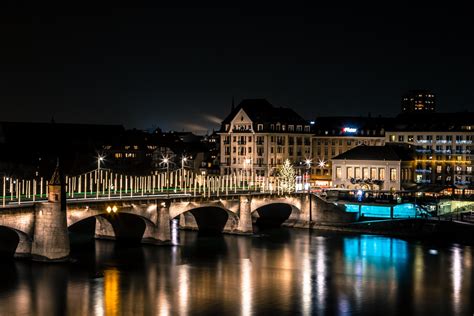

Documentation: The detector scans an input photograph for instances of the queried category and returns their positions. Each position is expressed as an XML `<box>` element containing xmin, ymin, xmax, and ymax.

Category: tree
<box><xmin>278</xmin><ymin>159</ymin><xmax>296</xmax><ymax>193</ymax></box>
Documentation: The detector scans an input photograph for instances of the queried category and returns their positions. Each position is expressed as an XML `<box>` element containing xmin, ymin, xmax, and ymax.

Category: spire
<box><xmin>50</xmin><ymin>159</ymin><xmax>61</xmax><ymax>185</ymax></box>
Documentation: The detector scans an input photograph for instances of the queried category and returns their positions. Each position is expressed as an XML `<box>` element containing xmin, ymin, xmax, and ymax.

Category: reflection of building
<box><xmin>385</xmin><ymin>112</ymin><xmax>473</xmax><ymax>189</ymax></box>
<box><xmin>311</xmin><ymin>116</ymin><xmax>394</xmax><ymax>186</ymax></box>
<box><xmin>401</xmin><ymin>90</ymin><xmax>436</xmax><ymax>113</ymax></box>
<box><xmin>331</xmin><ymin>144</ymin><xmax>414</xmax><ymax>191</ymax></box>
<box><xmin>219</xmin><ymin>99</ymin><xmax>312</xmax><ymax>176</ymax></box>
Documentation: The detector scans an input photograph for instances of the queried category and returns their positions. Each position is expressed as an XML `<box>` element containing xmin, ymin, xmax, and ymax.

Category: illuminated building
<box><xmin>331</xmin><ymin>144</ymin><xmax>414</xmax><ymax>191</ymax></box>
<box><xmin>219</xmin><ymin>99</ymin><xmax>312</xmax><ymax>176</ymax></box>
<box><xmin>401</xmin><ymin>90</ymin><xmax>436</xmax><ymax>113</ymax></box>
<box><xmin>386</xmin><ymin>112</ymin><xmax>473</xmax><ymax>189</ymax></box>
<box><xmin>310</xmin><ymin>116</ymin><xmax>394</xmax><ymax>186</ymax></box>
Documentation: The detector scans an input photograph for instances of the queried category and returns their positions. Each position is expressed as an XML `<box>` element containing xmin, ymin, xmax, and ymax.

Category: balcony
<box><xmin>237</xmin><ymin>141</ymin><xmax>247</xmax><ymax>145</ymax></box>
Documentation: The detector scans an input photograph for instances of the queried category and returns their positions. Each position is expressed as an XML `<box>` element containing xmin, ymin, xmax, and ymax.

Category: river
<box><xmin>0</xmin><ymin>226</ymin><xmax>473</xmax><ymax>315</ymax></box>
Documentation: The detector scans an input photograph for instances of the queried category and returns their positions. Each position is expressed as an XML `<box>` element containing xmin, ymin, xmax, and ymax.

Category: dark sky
<box><xmin>1</xmin><ymin>2</ymin><xmax>473</xmax><ymax>133</ymax></box>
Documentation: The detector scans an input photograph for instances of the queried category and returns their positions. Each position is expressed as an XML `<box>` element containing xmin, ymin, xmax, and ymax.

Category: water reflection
<box><xmin>0</xmin><ymin>230</ymin><xmax>473</xmax><ymax>315</ymax></box>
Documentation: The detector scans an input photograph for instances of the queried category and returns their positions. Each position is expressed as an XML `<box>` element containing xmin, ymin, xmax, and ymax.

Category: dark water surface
<box><xmin>0</xmin><ymin>227</ymin><xmax>473</xmax><ymax>315</ymax></box>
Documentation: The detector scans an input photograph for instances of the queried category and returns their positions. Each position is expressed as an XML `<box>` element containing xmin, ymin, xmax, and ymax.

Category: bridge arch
<box><xmin>0</xmin><ymin>226</ymin><xmax>32</xmax><ymax>258</ymax></box>
<box><xmin>170</xmin><ymin>201</ymin><xmax>239</xmax><ymax>233</ymax></box>
<box><xmin>250</xmin><ymin>195</ymin><xmax>303</xmax><ymax>228</ymax></box>
<box><xmin>67</xmin><ymin>207</ymin><xmax>157</xmax><ymax>243</ymax></box>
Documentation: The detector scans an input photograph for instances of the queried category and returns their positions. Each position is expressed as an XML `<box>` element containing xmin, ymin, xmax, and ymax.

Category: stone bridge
<box><xmin>0</xmin><ymin>191</ymin><xmax>354</xmax><ymax>261</ymax></box>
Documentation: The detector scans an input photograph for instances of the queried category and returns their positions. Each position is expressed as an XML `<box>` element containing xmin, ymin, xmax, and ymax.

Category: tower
<box><xmin>401</xmin><ymin>90</ymin><xmax>436</xmax><ymax>113</ymax></box>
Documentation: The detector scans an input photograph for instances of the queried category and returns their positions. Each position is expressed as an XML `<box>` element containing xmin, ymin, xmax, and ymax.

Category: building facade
<box><xmin>219</xmin><ymin>99</ymin><xmax>312</xmax><ymax>176</ymax></box>
<box><xmin>385</xmin><ymin>112</ymin><xmax>473</xmax><ymax>188</ymax></box>
<box><xmin>331</xmin><ymin>144</ymin><xmax>414</xmax><ymax>191</ymax></box>
<box><xmin>311</xmin><ymin>116</ymin><xmax>393</xmax><ymax>186</ymax></box>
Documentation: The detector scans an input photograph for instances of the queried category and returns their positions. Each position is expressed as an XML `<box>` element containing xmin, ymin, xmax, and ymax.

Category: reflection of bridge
<box><xmin>0</xmin><ymin>168</ymin><xmax>354</xmax><ymax>261</ymax></box>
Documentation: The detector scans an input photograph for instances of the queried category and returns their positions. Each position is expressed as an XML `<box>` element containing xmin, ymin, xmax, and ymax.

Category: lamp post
<box><xmin>163</xmin><ymin>157</ymin><xmax>170</xmax><ymax>198</ymax></box>
<box><xmin>305</xmin><ymin>159</ymin><xmax>312</xmax><ymax>224</ymax></box>
<box><xmin>181</xmin><ymin>156</ymin><xmax>187</xmax><ymax>191</ymax></box>
<box><xmin>97</xmin><ymin>156</ymin><xmax>104</xmax><ymax>171</ymax></box>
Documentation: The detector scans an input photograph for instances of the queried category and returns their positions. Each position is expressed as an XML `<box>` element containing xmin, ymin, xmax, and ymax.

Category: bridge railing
<box><xmin>1</xmin><ymin>169</ymin><xmax>290</xmax><ymax>207</ymax></box>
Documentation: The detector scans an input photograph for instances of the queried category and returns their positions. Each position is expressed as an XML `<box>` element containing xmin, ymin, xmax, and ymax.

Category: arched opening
<box><xmin>69</xmin><ymin>213</ymin><xmax>147</xmax><ymax>247</ymax></box>
<box><xmin>254</xmin><ymin>203</ymin><xmax>292</xmax><ymax>229</ymax></box>
<box><xmin>187</xmin><ymin>207</ymin><xmax>230</xmax><ymax>234</ymax></box>
<box><xmin>0</xmin><ymin>227</ymin><xmax>20</xmax><ymax>258</ymax></box>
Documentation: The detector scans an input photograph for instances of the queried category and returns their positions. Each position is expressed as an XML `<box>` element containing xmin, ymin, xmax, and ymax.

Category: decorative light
<box><xmin>112</xmin><ymin>205</ymin><xmax>118</xmax><ymax>213</ymax></box>
<box><xmin>318</xmin><ymin>159</ymin><xmax>326</xmax><ymax>168</ymax></box>
<box><xmin>106</xmin><ymin>206</ymin><xmax>112</xmax><ymax>213</ymax></box>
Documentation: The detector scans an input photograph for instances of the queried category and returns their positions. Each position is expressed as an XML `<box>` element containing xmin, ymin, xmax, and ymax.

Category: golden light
<box><xmin>106</xmin><ymin>206</ymin><xmax>112</xmax><ymax>213</ymax></box>
<box><xmin>112</xmin><ymin>205</ymin><xmax>118</xmax><ymax>213</ymax></box>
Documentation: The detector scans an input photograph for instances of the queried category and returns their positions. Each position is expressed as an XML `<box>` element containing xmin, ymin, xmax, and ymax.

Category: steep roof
<box><xmin>49</xmin><ymin>164</ymin><xmax>61</xmax><ymax>185</ymax></box>
<box><xmin>220</xmin><ymin>99</ymin><xmax>308</xmax><ymax>126</ymax></box>
<box><xmin>332</xmin><ymin>144</ymin><xmax>414</xmax><ymax>161</ymax></box>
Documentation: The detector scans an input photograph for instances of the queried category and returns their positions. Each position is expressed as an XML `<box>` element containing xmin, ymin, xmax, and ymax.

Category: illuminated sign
<box><xmin>342</xmin><ymin>127</ymin><xmax>357</xmax><ymax>133</ymax></box>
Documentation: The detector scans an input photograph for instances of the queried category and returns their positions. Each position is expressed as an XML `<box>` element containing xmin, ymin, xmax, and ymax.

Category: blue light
<box><xmin>344</xmin><ymin>235</ymin><xmax>408</xmax><ymax>264</ymax></box>
<box><xmin>343</xmin><ymin>203</ymin><xmax>417</xmax><ymax>218</ymax></box>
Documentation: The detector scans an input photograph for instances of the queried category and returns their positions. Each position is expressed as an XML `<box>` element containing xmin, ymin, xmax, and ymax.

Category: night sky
<box><xmin>1</xmin><ymin>2</ymin><xmax>473</xmax><ymax>133</ymax></box>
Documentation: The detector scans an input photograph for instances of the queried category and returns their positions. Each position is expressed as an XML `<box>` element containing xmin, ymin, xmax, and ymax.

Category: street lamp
<box><xmin>97</xmin><ymin>156</ymin><xmax>104</xmax><ymax>171</ymax></box>
<box><xmin>162</xmin><ymin>157</ymin><xmax>170</xmax><ymax>198</ymax></box>
<box><xmin>305</xmin><ymin>159</ymin><xmax>312</xmax><ymax>224</ymax></box>
<box><xmin>181</xmin><ymin>155</ymin><xmax>188</xmax><ymax>191</ymax></box>
<box><xmin>304</xmin><ymin>159</ymin><xmax>312</xmax><ymax>191</ymax></box>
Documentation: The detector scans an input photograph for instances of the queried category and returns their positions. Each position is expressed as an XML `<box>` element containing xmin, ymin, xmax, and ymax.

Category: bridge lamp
<box><xmin>112</xmin><ymin>205</ymin><xmax>118</xmax><ymax>213</ymax></box>
<box><xmin>97</xmin><ymin>155</ymin><xmax>105</xmax><ymax>171</ymax></box>
<box><xmin>106</xmin><ymin>206</ymin><xmax>112</xmax><ymax>213</ymax></box>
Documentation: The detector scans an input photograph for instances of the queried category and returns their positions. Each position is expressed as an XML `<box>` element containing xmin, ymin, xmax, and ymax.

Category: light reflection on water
<box><xmin>0</xmin><ymin>229</ymin><xmax>473</xmax><ymax>316</ymax></box>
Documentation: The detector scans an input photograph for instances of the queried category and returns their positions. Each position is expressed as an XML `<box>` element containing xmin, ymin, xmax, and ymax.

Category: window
<box><xmin>355</xmin><ymin>167</ymin><xmax>361</xmax><ymax>178</ymax></box>
<box><xmin>370</xmin><ymin>168</ymin><xmax>377</xmax><ymax>179</ymax></box>
<box><xmin>304</xmin><ymin>126</ymin><xmax>310</xmax><ymax>132</ymax></box>
<box><xmin>363</xmin><ymin>167</ymin><xmax>369</xmax><ymax>179</ymax></box>
<box><xmin>408</xmin><ymin>135</ymin><xmax>414</xmax><ymax>142</ymax></box>
<box><xmin>248</xmin><ymin>147</ymin><xmax>252</xmax><ymax>153</ymax></box>
<box><xmin>288</xmin><ymin>125</ymin><xmax>294</xmax><ymax>132</ymax></box>
<box><xmin>347</xmin><ymin>167</ymin><xmax>353</xmax><ymax>179</ymax></box>
<box><xmin>379</xmin><ymin>168</ymin><xmax>385</xmax><ymax>180</ymax></box>
<box><xmin>389</xmin><ymin>135</ymin><xmax>396</xmax><ymax>142</ymax></box>
<box><xmin>390</xmin><ymin>168</ymin><xmax>397</xmax><ymax>181</ymax></box>
<box><xmin>248</xmin><ymin>136</ymin><xmax>252</xmax><ymax>142</ymax></box>
<box><xmin>257</xmin><ymin>124</ymin><xmax>263</xmax><ymax>131</ymax></box>
<box><xmin>336</xmin><ymin>167</ymin><xmax>342</xmax><ymax>179</ymax></box>
<box><xmin>436</xmin><ymin>165</ymin><xmax>442</xmax><ymax>173</ymax></box>
<box><xmin>270</xmin><ymin>124</ymin><xmax>274</xmax><ymax>131</ymax></box>
<box><xmin>398</xmin><ymin>135</ymin><xmax>405</xmax><ymax>142</ymax></box>
<box><xmin>296</xmin><ymin>125</ymin><xmax>302</xmax><ymax>131</ymax></box>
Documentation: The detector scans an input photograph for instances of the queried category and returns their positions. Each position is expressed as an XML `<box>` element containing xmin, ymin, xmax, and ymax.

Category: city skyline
<box><xmin>1</xmin><ymin>3</ymin><xmax>473</xmax><ymax>133</ymax></box>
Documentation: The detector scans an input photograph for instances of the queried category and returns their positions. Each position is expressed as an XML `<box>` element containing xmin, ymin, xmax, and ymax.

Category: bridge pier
<box><xmin>31</xmin><ymin>165</ymin><xmax>70</xmax><ymax>262</ymax></box>
<box><xmin>14</xmin><ymin>232</ymin><xmax>32</xmax><ymax>259</ymax></box>
<box><xmin>31</xmin><ymin>202</ymin><xmax>70</xmax><ymax>261</ymax></box>
<box><xmin>236</xmin><ymin>196</ymin><xmax>252</xmax><ymax>234</ymax></box>
<box><xmin>94</xmin><ymin>216</ymin><xmax>116</xmax><ymax>240</ymax></box>
<box><xmin>179</xmin><ymin>212</ymin><xmax>199</xmax><ymax>231</ymax></box>
<box><xmin>142</xmin><ymin>202</ymin><xmax>171</xmax><ymax>244</ymax></box>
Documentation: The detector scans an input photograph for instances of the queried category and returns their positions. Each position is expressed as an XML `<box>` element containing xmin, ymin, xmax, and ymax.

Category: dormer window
<box><xmin>304</xmin><ymin>126</ymin><xmax>310</xmax><ymax>132</ymax></box>
<box><xmin>288</xmin><ymin>125</ymin><xmax>294</xmax><ymax>132</ymax></box>
<box><xmin>225</xmin><ymin>124</ymin><xmax>229</xmax><ymax>131</ymax></box>
<box><xmin>296</xmin><ymin>125</ymin><xmax>302</xmax><ymax>132</ymax></box>
<box><xmin>257</xmin><ymin>124</ymin><xmax>263</xmax><ymax>131</ymax></box>
<box><xmin>270</xmin><ymin>124</ymin><xmax>274</xmax><ymax>131</ymax></box>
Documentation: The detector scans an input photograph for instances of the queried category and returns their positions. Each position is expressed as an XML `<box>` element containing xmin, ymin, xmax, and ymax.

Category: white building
<box><xmin>219</xmin><ymin>99</ymin><xmax>312</xmax><ymax>176</ymax></box>
<box><xmin>331</xmin><ymin>144</ymin><xmax>414</xmax><ymax>191</ymax></box>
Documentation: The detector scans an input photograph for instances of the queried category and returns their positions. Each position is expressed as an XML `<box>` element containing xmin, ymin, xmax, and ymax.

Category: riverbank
<box><xmin>284</xmin><ymin>218</ymin><xmax>474</xmax><ymax>245</ymax></box>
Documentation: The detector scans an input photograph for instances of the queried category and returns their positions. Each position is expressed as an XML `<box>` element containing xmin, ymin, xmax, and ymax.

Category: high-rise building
<box><xmin>401</xmin><ymin>90</ymin><xmax>436</xmax><ymax>113</ymax></box>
